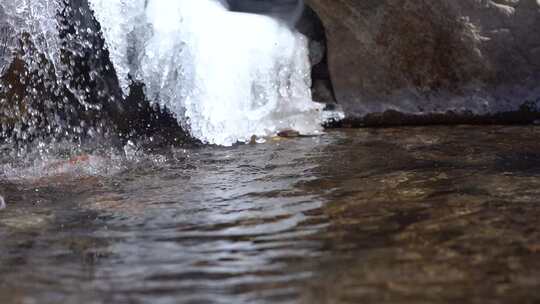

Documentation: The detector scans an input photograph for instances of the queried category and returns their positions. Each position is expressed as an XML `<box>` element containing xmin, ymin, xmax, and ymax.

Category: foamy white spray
<box><xmin>90</xmin><ymin>0</ymin><xmax>323</xmax><ymax>146</ymax></box>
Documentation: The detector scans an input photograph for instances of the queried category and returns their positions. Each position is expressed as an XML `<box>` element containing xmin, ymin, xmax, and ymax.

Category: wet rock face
<box><xmin>296</xmin><ymin>5</ymin><xmax>336</xmax><ymax>104</ymax></box>
<box><xmin>0</xmin><ymin>0</ymin><xmax>188</xmax><ymax>147</ymax></box>
<box><xmin>306</xmin><ymin>0</ymin><xmax>540</xmax><ymax>121</ymax></box>
<box><xmin>0</xmin><ymin>0</ymin><xmax>120</xmax><ymax>144</ymax></box>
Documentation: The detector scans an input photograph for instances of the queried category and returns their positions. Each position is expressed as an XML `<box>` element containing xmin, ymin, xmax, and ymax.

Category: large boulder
<box><xmin>306</xmin><ymin>0</ymin><xmax>540</xmax><ymax>123</ymax></box>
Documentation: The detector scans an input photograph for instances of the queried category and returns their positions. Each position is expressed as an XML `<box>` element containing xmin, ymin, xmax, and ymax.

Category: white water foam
<box><xmin>89</xmin><ymin>0</ymin><xmax>324</xmax><ymax>146</ymax></box>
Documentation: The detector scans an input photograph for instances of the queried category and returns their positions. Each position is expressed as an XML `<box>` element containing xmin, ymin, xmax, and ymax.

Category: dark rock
<box><xmin>278</xmin><ymin>129</ymin><xmax>301</xmax><ymax>137</ymax></box>
<box><xmin>296</xmin><ymin>5</ymin><xmax>337</xmax><ymax>104</ymax></box>
<box><xmin>0</xmin><ymin>0</ymin><xmax>190</xmax><ymax>148</ymax></box>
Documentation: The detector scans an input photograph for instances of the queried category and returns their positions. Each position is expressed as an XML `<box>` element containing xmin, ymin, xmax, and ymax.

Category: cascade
<box><xmin>0</xmin><ymin>0</ymin><xmax>326</xmax><ymax>147</ymax></box>
<box><xmin>89</xmin><ymin>0</ymin><xmax>324</xmax><ymax>146</ymax></box>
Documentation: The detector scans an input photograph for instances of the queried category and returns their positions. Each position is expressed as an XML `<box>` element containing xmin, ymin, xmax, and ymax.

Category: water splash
<box><xmin>1</xmin><ymin>0</ymin><xmax>325</xmax><ymax>147</ymax></box>
<box><xmin>90</xmin><ymin>0</ymin><xmax>324</xmax><ymax>146</ymax></box>
<box><xmin>0</xmin><ymin>0</ymin><xmax>121</xmax><ymax>145</ymax></box>
<box><xmin>0</xmin><ymin>0</ymin><xmax>63</xmax><ymax>75</ymax></box>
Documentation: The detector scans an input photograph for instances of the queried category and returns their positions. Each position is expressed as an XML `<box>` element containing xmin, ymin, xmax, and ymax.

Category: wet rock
<box><xmin>296</xmin><ymin>5</ymin><xmax>337</xmax><ymax>104</ymax></box>
<box><xmin>0</xmin><ymin>1</ymin><xmax>121</xmax><ymax>144</ymax></box>
<box><xmin>306</xmin><ymin>0</ymin><xmax>540</xmax><ymax>123</ymax></box>
<box><xmin>0</xmin><ymin>0</ymin><xmax>190</xmax><ymax>147</ymax></box>
<box><xmin>277</xmin><ymin>129</ymin><xmax>301</xmax><ymax>138</ymax></box>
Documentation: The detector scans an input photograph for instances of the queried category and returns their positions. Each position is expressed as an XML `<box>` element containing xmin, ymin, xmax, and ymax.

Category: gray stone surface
<box><xmin>306</xmin><ymin>0</ymin><xmax>540</xmax><ymax>120</ymax></box>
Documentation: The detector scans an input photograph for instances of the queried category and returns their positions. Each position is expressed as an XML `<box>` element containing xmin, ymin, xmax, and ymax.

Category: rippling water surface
<box><xmin>1</xmin><ymin>126</ymin><xmax>540</xmax><ymax>303</ymax></box>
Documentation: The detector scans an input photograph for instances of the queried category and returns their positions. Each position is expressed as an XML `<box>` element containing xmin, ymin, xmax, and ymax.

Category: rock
<box><xmin>306</xmin><ymin>0</ymin><xmax>540</xmax><ymax>123</ymax></box>
<box><xmin>277</xmin><ymin>129</ymin><xmax>301</xmax><ymax>137</ymax></box>
<box><xmin>249</xmin><ymin>135</ymin><xmax>258</xmax><ymax>145</ymax></box>
<box><xmin>296</xmin><ymin>5</ymin><xmax>337</xmax><ymax>104</ymax></box>
<box><xmin>0</xmin><ymin>1</ymin><xmax>122</xmax><ymax>143</ymax></box>
<box><xmin>0</xmin><ymin>0</ymin><xmax>190</xmax><ymax>147</ymax></box>
<box><xmin>0</xmin><ymin>195</ymin><xmax>5</xmax><ymax>210</ymax></box>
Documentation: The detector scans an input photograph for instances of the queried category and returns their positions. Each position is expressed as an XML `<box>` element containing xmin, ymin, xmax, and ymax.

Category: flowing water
<box><xmin>1</xmin><ymin>1</ymin><xmax>539</xmax><ymax>303</ymax></box>
<box><xmin>89</xmin><ymin>0</ymin><xmax>323</xmax><ymax>146</ymax></box>
<box><xmin>1</xmin><ymin>126</ymin><xmax>540</xmax><ymax>304</ymax></box>
<box><xmin>1</xmin><ymin>0</ymin><xmax>325</xmax><ymax>146</ymax></box>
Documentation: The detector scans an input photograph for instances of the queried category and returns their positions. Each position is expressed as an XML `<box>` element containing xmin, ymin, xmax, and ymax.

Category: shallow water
<box><xmin>1</xmin><ymin>126</ymin><xmax>540</xmax><ymax>304</ymax></box>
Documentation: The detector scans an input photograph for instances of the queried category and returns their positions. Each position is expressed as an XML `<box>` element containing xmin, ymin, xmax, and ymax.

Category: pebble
<box><xmin>277</xmin><ymin>129</ymin><xmax>300</xmax><ymax>138</ymax></box>
<box><xmin>0</xmin><ymin>195</ymin><xmax>5</xmax><ymax>210</ymax></box>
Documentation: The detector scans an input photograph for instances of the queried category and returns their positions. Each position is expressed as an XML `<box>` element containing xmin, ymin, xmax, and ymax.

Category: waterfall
<box><xmin>89</xmin><ymin>0</ymin><xmax>324</xmax><ymax>146</ymax></box>
<box><xmin>0</xmin><ymin>0</ymin><xmax>325</xmax><ymax>146</ymax></box>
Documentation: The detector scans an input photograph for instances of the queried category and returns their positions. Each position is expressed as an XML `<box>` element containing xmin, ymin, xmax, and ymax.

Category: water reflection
<box><xmin>1</xmin><ymin>126</ymin><xmax>540</xmax><ymax>303</ymax></box>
